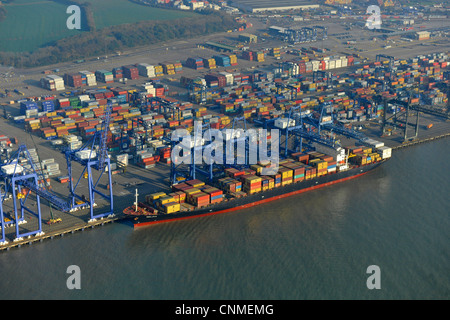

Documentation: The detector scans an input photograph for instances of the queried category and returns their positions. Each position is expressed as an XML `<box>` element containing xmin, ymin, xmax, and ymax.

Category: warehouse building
<box><xmin>238</xmin><ymin>33</ymin><xmax>258</xmax><ymax>43</ymax></box>
<box><xmin>415</xmin><ymin>31</ymin><xmax>431</xmax><ymax>41</ymax></box>
<box><xmin>230</xmin><ymin>0</ymin><xmax>319</xmax><ymax>13</ymax></box>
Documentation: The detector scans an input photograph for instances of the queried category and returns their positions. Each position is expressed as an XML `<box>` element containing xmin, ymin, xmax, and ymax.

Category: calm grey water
<box><xmin>0</xmin><ymin>139</ymin><xmax>449</xmax><ymax>300</ymax></box>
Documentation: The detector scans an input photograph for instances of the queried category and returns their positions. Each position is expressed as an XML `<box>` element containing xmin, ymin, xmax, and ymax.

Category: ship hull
<box><xmin>125</xmin><ymin>161</ymin><xmax>386</xmax><ymax>228</ymax></box>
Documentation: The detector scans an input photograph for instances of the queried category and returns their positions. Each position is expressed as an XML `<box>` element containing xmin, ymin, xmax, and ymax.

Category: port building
<box><xmin>230</xmin><ymin>0</ymin><xmax>319</xmax><ymax>13</ymax></box>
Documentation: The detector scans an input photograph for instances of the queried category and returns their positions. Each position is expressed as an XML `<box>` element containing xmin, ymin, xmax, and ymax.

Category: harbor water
<box><xmin>0</xmin><ymin>139</ymin><xmax>448</xmax><ymax>300</ymax></box>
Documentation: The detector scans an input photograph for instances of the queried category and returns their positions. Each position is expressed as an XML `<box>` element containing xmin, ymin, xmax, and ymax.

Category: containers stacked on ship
<box><xmin>202</xmin><ymin>186</ymin><xmax>224</xmax><ymax>204</ymax></box>
<box><xmin>95</xmin><ymin>70</ymin><xmax>114</xmax><ymax>83</ymax></box>
<box><xmin>137</xmin><ymin>63</ymin><xmax>156</xmax><ymax>78</ymax></box>
<box><xmin>281</xmin><ymin>162</ymin><xmax>305</xmax><ymax>183</ymax></box>
<box><xmin>122</xmin><ymin>65</ymin><xmax>139</xmax><ymax>80</ymax></box>
<box><xmin>218</xmin><ymin>176</ymin><xmax>242</xmax><ymax>195</ymax></box>
<box><xmin>278</xmin><ymin>167</ymin><xmax>293</xmax><ymax>186</ymax></box>
<box><xmin>242</xmin><ymin>174</ymin><xmax>262</xmax><ymax>194</ymax></box>
<box><xmin>186</xmin><ymin>57</ymin><xmax>204</xmax><ymax>70</ymax></box>
<box><xmin>151</xmin><ymin>193</ymin><xmax>181</xmax><ymax>214</ymax></box>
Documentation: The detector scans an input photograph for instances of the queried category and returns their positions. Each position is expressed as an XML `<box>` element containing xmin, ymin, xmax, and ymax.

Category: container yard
<box><xmin>0</xmin><ymin>8</ymin><xmax>449</xmax><ymax>251</ymax></box>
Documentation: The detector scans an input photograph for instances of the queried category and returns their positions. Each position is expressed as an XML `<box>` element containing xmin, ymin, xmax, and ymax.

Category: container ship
<box><xmin>123</xmin><ymin>143</ymin><xmax>392</xmax><ymax>228</ymax></box>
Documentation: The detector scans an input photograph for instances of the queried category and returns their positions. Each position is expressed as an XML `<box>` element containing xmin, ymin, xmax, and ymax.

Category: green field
<box><xmin>0</xmin><ymin>0</ymin><xmax>198</xmax><ymax>53</ymax></box>
<box><xmin>0</xmin><ymin>0</ymin><xmax>82</xmax><ymax>52</ymax></box>
<box><xmin>88</xmin><ymin>0</ymin><xmax>197</xmax><ymax>30</ymax></box>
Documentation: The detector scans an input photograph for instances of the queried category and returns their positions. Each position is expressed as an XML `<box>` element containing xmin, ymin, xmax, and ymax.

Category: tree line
<box><xmin>0</xmin><ymin>9</ymin><xmax>238</xmax><ymax>68</ymax></box>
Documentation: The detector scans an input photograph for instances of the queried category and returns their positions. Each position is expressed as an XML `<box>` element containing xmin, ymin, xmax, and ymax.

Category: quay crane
<box><xmin>64</xmin><ymin>103</ymin><xmax>114</xmax><ymax>222</ymax></box>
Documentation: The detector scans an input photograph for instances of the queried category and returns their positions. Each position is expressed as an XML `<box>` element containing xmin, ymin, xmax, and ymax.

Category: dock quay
<box><xmin>0</xmin><ymin>213</ymin><xmax>125</xmax><ymax>251</ymax></box>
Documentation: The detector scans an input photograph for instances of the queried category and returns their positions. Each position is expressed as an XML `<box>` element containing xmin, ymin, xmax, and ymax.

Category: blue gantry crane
<box><xmin>167</xmin><ymin>116</ymin><xmax>253</xmax><ymax>185</ymax></box>
<box><xmin>0</xmin><ymin>145</ymin><xmax>71</xmax><ymax>242</ymax></box>
<box><xmin>64</xmin><ymin>103</ymin><xmax>114</xmax><ymax>221</ymax></box>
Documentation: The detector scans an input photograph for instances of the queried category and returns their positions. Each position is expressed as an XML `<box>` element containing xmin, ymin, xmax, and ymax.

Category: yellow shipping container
<box><xmin>163</xmin><ymin>202</ymin><xmax>180</xmax><ymax>214</ymax></box>
<box><xmin>159</xmin><ymin>196</ymin><xmax>175</xmax><ymax>205</ymax></box>
<box><xmin>148</xmin><ymin>192</ymin><xmax>166</xmax><ymax>201</ymax></box>
<box><xmin>185</xmin><ymin>188</ymin><xmax>201</xmax><ymax>195</ymax></box>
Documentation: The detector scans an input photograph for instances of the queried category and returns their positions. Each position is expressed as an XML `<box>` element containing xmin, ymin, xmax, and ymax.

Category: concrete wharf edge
<box><xmin>0</xmin><ymin>214</ymin><xmax>124</xmax><ymax>252</ymax></box>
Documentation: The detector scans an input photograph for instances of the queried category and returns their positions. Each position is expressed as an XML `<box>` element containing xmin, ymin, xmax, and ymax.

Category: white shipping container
<box><xmin>75</xmin><ymin>150</ymin><xmax>97</xmax><ymax>160</ymax></box>
<box><xmin>1</xmin><ymin>164</ymin><xmax>24</xmax><ymax>175</ymax></box>
<box><xmin>377</xmin><ymin>146</ymin><xmax>392</xmax><ymax>159</ymax></box>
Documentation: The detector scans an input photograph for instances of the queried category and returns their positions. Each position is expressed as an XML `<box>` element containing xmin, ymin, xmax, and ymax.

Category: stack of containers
<box><xmin>146</xmin><ymin>192</ymin><xmax>166</xmax><ymax>205</ymax></box>
<box><xmin>95</xmin><ymin>70</ymin><xmax>114</xmax><ymax>83</ymax></box>
<box><xmin>40</xmin><ymin>126</ymin><xmax>57</xmax><ymax>139</ymax></box>
<box><xmin>292</xmin><ymin>152</ymin><xmax>309</xmax><ymax>164</ymax></box>
<box><xmin>64</xmin><ymin>135</ymin><xmax>82</xmax><ymax>150</ymax></box>
<box><xmin>242</xmin><ymin>51</ymin><xmax>254</xmax><ymax>61</ymax></box>
<box><xmin>79</xmin><ymin>71</ymin><xmax>97</xmax><ymax>86</ymax></box>
<box><xmin>218</xmin><ymin>177</ymin><xmax>242</xmax><ymax>194</ymax></box>
<box><xmin>141</xmin><ymin>82</ymin><xmax>156</xmax><ymax>97</ymax></box>
<box><xmin>136</xmin><ymin>149</ymin><xmax>156</xmax><ymax>169</ymax></box>
<box><xmin>174</xmin><ymin>61</ymin><xmax>183</xmax><ymax>74</ymax></box>
<box><xmin>64</xmin><ymin>73</ymin><xmax>83</xmax><ymax>87</ymax></box>
<box><xmin>154</xmin><ymin>65</ymin><xmax>164</xmax><ymax>76</ymax></box>
<box><xmin>278</xmin><ymin>167</ymin><xmax>293</xmax><ymax>186</ymax></box>
<box><xmin>187</xmin><ymin>191</ymin><xmax>210</xmax><ymax>208</ymax></box>
<box><xmin>20</xmin><ymin>101</ymin><xmax>38</xmax><ymax>117</ymax></box>
<box><xmin>137</xmin><ymin>63</ymin><xmax>156</xmax><ymax>77</ymax></box>
<box><xmin>202</xmin><ymin>186</ymin><xmax>223</xmax><ymax>204</ymax></box>
<box><xmin>227</xmin><ymin>54</ymin><xmax>238</xmax><ymax>66</ymax></box>
<box><xmin>40</xmin><ymin>75</ymin><xmax>65</xmax><ymax>91</ymax></box>
<box><xmin>122</xmin><ymin>65</ymin><xmax>139</xmax><ymax>80</ymax></box>
<box><xmin>203</xmin><ymin>57</ymin><xmax>216</xmax><ymax>69</ymax></box>
<box><xmin>214</xmin><ymin>55</ymin><xmax>231</xmax><ymax>67</ymax></box>
<box><xmin>255</xmin><ymin>51</ymin><xmax>265</xmax><ymax>62</ymax></box>
<box><xmin>304</xmin><ymin>166</ymin><xmax>317</xmax><ymax>180</ymax></box>
<box><xmin>224</xmin><ymin>168</ymin><xmax>245</xmax><ymax>179</ymax></box>
<box><xmin>282</xmin><ymin>162</ymin><xmax>305</xmax><ymax>183</ymax></box>
<box><xmin>25</xmin><ymin>118</ymin><xmax>41</xmax><ymax>133</ymax></box>
<box><xmin>44</xmin><ymin>160</ymin><xmax>61</xmax><ymax>177</ymax></box>
<box><xmin>241</xmin><ymin>174</ymin><xmax>262</xmax><ymax>194</ymax></box>
<box><xmin>241</xmin><ymin>50</ymin><xmax>264</xmax><ymax>62</ymax></box>
<box><xmin>161</xmin><ymin>62</ymin><xmax>175</xmax><ymax>75</ymax></box>
<box><xmin>205</xmin><ymin>74</ymin><xmax>227</xmax><ymax>87</ymax></box>
<box><xmin>309</xmin><ymin>158</ymin><xmax>328</xmax><ymax>177</ymax></box>
<box><xmin>218</xmin><ymin>72</ymin><xmax>234</xmax><ymax>86</ymax></box>
<box><xmin>157</xmin><ymin>196</ymin><xmax>181</xmax><ymax>214</ymax></box>
<box><xmin>270</xmin><ymin>48</ymin><xmax>281</xmax><ymax>57</ymax></box>
<box><xmin>185</xmin><ymin>179</ymin><xmax>205</xmax><ymax>188</ymax></box>
<box><xmin>113</xmin><ymin>67</ymin><xmax>123</xmax><ymax>79</ymax></box>
<box><xmin>158</xmin><ymin>146</ymin><xmax>171</xmax><ymax>163</ymax></box>
<box><xmin>186</xmin><ymin>57</ymin><xmax>204</xmax><ymax>70</ymax></box>
<box><xmin>260</xmin><ymin>176</ymin><xmax>274</xmax><ymax>191</ymax></box>
<box><xmin>41</xmin><ymin>100</ymin><xmax>56</xmax><ymax>112</ymax></box>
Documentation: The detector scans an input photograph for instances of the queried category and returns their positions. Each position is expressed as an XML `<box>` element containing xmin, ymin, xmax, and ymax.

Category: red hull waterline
<box><xmin>131</xmin><ymin>170</ymin><xmax>369</xmax><ymax>228</ymax></box>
